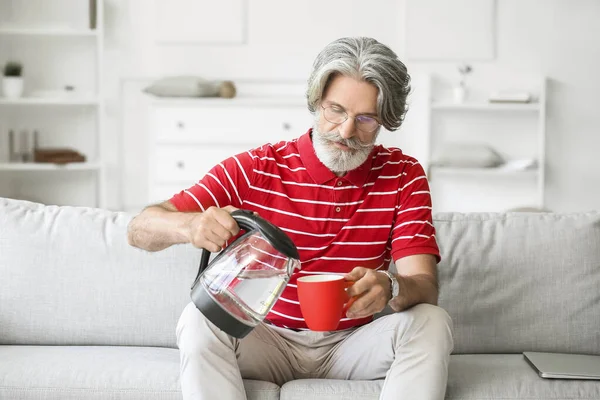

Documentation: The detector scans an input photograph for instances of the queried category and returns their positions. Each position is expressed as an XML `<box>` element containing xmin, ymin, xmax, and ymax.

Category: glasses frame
<box><xmin>320</xmin><ymin>103</ymin><xmax>381</xmax><ymax>134</ymax></box>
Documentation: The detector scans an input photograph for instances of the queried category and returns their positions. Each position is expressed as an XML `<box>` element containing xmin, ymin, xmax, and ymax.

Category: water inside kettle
<box><xmin>211</xmin><ymin>270</ymin><xmax>287</xmax><ymax>324</ymax></box>
<box><xmin>236</xmin><ymin>269</ymin><xmax>290</xmax><ymax>279</ymax></box>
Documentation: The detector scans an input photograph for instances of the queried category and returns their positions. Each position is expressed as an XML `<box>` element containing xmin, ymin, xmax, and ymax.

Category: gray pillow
<box><xmin>143</xmin><ymin>76</ymin><xmax>220</xmax><ymax>98</ymax></box>
<box><xmin>432</xmin><ymin>142</ymin><xmax>504</xmax><ymax>168</ymax></box>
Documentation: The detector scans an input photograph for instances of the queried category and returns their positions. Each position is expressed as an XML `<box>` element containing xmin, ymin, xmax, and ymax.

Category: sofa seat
<box><xmin>278</xmin><ymin>355</ymin><xmax>600</xmax><ymax>400</ymax></box>
<box><xmin>445</xmin><ymin>354</ymin><xmax>600</xmax><ymax>400</ymax></box>
<box><xmin>0</xmin><ymin>345</ymin><xmax>279</xmax><ymax>400</ymax></box>
<box><xmin>3</xmin><ymin>346</ymin><xmax>599</xmax><ymax>400</ymax></box>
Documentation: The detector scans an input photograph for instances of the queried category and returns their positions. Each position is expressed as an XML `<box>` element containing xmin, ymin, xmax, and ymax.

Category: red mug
<box><xmin>296</xmin><ymin>275</ymin><xmax>356</xmax><ymax>331</ymax></box>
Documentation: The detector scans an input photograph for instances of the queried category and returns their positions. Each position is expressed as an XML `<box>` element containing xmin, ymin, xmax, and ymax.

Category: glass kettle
<box><xmin>190</xmin><ymin>210</ymin><xmax>300</xmax><ymax>338</ymax></box>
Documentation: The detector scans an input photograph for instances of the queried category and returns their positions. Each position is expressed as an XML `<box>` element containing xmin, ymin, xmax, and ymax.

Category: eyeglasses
<box><xmin>320</xmin><ymin>104</ymin><xmax>381</xmax><ymax>134</ymax></box>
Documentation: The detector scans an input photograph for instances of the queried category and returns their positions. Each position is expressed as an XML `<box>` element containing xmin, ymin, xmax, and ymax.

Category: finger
<box><xmin>222</xmin><ymin>205</ymin><xmax>239</xmax><ymax>213</ymax></box>
<box><xmin>344</xmin><ymin>266</ymin><xmax>369</xmax><ymax>282</ymax></box>
<box><xmin>193</xmin><ymin>220</ymin><xmax>228</xmax><ymax>252</ymax></box>
<box><xmin>347</xmin><ymin>282</ymin><xmax>389</xmax><ymax>318</ymax></box>
<box><xmin>213</xmin><ymin>209</ymin><xmax>240</xmax><ymax>236</ymax></box>
<box><xmin>209</xmin><ymin>222</ymin><xmax>235</xmax><ymax>243</ymax></box>
<box><xmin>222</xmin><ymin>205</ymin><xmax>259</xmax><ymax>217</ymax></box>
<box><xmin>346</xmin><ymin>293</ymin><xmax>379</xmax><ymax>319</ymax></box>
<box><xmin>345</xmin><ymin>270</ymin><xmax>378</xmax><ymax>297</ymax></box>
<box><xmin>193</xmin><ymin>230</ymin><xmax>222</xmax><ymax>252</ymax></box>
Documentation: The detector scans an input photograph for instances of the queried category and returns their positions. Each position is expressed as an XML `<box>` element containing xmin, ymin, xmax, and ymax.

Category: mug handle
<box><xmin>342</xmin><ymin>281</ymin><xmax>357</xmax><ymax>314</ymax></box>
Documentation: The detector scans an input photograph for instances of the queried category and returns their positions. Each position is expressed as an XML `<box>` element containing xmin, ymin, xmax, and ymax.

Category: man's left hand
<box><xmin>344</xmin><ymin>267</ymin><xmax>393</xmax><ymax>319</ymax></box>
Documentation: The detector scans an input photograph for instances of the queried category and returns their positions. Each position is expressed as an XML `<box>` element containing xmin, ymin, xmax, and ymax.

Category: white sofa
<box><xmin>1</xmin><ymin>197</ymin><xmax>599</xmax><ymax>400</ymax></box>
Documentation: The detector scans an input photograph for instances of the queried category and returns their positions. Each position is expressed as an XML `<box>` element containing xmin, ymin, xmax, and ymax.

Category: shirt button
<box><xmin>335</xmin><ymin>207</ymin><xmax>341</xmax><ymax>212</ymax></box>
<box><xmin>337</xmin><ymin>181</ymin><xmax>343</xmax><ymax>186</ymax></box>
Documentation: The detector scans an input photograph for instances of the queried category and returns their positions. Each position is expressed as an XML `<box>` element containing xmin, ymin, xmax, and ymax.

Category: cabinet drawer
<box><xmin>153</xmin><ymin>144</ymin><xmax>249</xmax><ymax>184</ymax></box>
<box><xmin>153</xmin><ymin>105</ymin><xmax>313</xmax><ymax>145</ymax></box>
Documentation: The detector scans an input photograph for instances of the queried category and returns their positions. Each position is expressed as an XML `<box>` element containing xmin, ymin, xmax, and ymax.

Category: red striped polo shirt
<box><xmin>170</xmin><ymin>129</ymin><xmax>440</xmax><ymax>331</ymax></box>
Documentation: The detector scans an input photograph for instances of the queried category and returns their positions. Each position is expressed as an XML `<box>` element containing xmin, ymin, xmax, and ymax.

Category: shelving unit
<box><xmin>0</xmin><ymin>162</ymin><xmax>101</xmax><ymax>171</ymax></box>
<box><xmin>429</xmin><ymin>166</ymin><xmax>540</xmax><ymax>177</ymax></box>
<box><xmin>431</xmin><ymin>102</ymin><xmax>541</xmax><ymax>112</ymax></box>
<box><xmin>0</xmin><ymin>98</ymin><xmax>99</xmax><ymax>105</ymax></box>
<box><xmin>0</xmin><ymin>0</ymin><xmax>105</xmax><ymax>207</ymax></box>
<box><xmin>425</xmin><ymin>75</ymin><xmax>547</xmax><ymax>213</ymax></box>
<box><xmin>0</xmin><ymin>28</ymin><xmax>98</xmax><ymax>37</ymax></box>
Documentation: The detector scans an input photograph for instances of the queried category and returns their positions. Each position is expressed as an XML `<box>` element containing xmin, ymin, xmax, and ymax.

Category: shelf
<box><xmin>431</xmin><ymin>102</ymin><xmax>541</xmax><ymax>111</ymax></box>
<box><xmin>430</xmin><ymin>166</ymin><xmax>539</xmax><ymax>177</ymax></box>
<box><xmin>0</xmin><ymin>0</ymin><xmax>105</xmax><ymax>208</ymax></box>
<box><xmin>0</xmin><ymin>162</ymin><xmax>101</xmax><ymax>171</ymax></box>
<box><xmin>149</xmin><ymin>95</ymin><xmax>306</xmax><ymax>107</ymax></box>
<box><xmin>0</xmin><ymin>27</ymin><xmax>98</xmax><ymax>37</ymax></box>
<box><xmin>0</xmin><ymin>97</ymin><xmax>99</xmax><ymax>106</ymax></box>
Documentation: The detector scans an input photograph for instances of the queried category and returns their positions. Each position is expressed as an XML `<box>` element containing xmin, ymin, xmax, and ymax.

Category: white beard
<box><xmin>312</xmin><ymin>125</ymin><xmax>378</xmax><ymax>175</ymax></box>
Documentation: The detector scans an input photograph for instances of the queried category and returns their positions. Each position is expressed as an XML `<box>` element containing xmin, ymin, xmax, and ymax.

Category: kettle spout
<box><xmin>287</xmin><ymin>258</ymin><xmax>301</xmax><ymax>275</ymax></box>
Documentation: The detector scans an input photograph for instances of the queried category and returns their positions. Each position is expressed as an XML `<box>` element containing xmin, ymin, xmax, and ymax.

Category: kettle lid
<box><xmin>231</xmin><ymin>210</ymin><xmax>299</xmax><ymax>260</ymax></box>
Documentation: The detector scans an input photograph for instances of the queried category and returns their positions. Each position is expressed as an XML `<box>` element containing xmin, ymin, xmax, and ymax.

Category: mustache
<box><xmin>319</xmin><ymin>130</ymin><xmax>374</xmax><ymax>150</ymax></box>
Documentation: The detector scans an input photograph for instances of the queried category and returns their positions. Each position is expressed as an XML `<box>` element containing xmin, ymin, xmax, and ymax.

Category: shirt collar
<box><xmin>298</xmin><ymin>128</ymin><xmax>377</xmax><ymax>187</ymax></box>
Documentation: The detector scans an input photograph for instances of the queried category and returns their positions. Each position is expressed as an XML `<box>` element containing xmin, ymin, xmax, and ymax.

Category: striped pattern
<box><xmin>170</xmin><ymin>130</ymin><xmax>439</xmax><ymax>330</ymax></box>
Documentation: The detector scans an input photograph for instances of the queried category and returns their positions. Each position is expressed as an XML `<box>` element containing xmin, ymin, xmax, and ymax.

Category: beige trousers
<box><xmin>176</xmin><ymin>301</ymin><xmax>454</xmax><ymax>400</ymax></box>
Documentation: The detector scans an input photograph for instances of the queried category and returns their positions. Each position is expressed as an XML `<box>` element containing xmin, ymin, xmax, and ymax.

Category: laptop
<box><xmin>523</xmin><ymin>351</ymin><xmax>600</xmax><ymax>380</ymax></box>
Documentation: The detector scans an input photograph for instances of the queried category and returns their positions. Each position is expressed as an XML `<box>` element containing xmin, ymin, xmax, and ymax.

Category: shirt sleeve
<box><xmin>390</xmin><ymin>160</ymin><xmax>441</xmax><ymax>263</ymax></box>
<box><xmin>169</xmin><ymin>150</ymin><xmax>255</xmax><ymax>212</ymax></box>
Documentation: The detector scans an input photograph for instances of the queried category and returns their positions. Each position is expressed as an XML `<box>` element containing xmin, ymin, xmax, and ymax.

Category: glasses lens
<box><xmin>355</xmin><ymin>115</ymin><xmax>380</xmax><ymax>133</ymax></box>
<box><xmin>323</xmin><ymin>106</ymin><xmax>347</xmax><ymax>124</ymax></box>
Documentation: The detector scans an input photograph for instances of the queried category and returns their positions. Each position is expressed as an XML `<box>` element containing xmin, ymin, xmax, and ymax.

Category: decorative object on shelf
<box><xmin>432</xmin><ymin>142</ymin><xmax>504</xmax><ymax>168</ymax></box>
<box><xmin>89</xmin><ymin>0</ymin><xmax>97</xmax><ymax>30</ymax></box>
<box><xmin>454</xmin><ymin>63</ymin><xmax>472</xmax><ymax>104</ymax></box>
<box><xmin>20</xmin><ymin>129</ymin><xmax>35</xmax><ymax>162</ymax></box>
<box><xmin>497</xmin><ymin>158</ymin><xmax>538</xmax><ymax>171</ymax></box>
<box><xmin>8</xmin><ymin>129</ymin><xmax>85</xmax><ymax>165</ymax></box>
<box><xmin>8</xmin><ymin>129</ymin><xmax>36</xmax><ymax>163</ymax></box>
<box><xmin>34</xmin><ymin>148</ymin><xmax>86</xmax><ymax>164</ymax></box>
<box><xmin>218</xmin><ymin>81</ymin><xmax>237</xmax><ymax>99</ymax></box>
<box><xmin>8</xmin><ymin>130</ymin><xmax>18</xmax><ymax>162</ymax></box>
<box><xmin>2</xmin><ymin>61</ymin><xmax>24</xmax><ymax>99</ymax></box>
<box><xmin>143</xmin><ymin>76</ymin><xmax>237</xmax><ymax>98</ymax></box>
<box><xmin>488</xmin><ymin>90</ymin><xmax>532</xmax><ymax>104</ymax></box>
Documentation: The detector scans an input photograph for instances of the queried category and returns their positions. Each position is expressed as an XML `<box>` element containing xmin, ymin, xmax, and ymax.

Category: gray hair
<box><xmin>306</xmin><ymin>37</ymin><xmax>411</xmax><ymax>131</ymax></box>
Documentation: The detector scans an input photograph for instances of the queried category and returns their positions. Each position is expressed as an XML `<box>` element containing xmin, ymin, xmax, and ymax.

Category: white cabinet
<box><xmin>425</xmin><ymin>75</ymin><xmax>547</xmax><ymax>212</ymax></box>
<box><xmin>147</xmin><ymin>97</ymin><xmax>313</xmax><ymax>205</ymax></box>
<box><xmin>0</xmin><ymin>0</ymin><xmax>105</xmax><ymax>207</ymax></box>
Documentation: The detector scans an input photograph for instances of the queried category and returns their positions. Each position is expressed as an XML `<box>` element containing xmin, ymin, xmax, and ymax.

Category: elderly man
<box><xmin>128</xmin><ymin>37</ymin><xmax>453</xmax><ymax>400</ymax></box>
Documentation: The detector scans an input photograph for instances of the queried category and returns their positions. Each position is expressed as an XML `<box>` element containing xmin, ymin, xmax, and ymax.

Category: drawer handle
<box><xmin>177</xmin><ymin>121</ymin><xmax>185</xmax><ymax>129</ymax></box>
<box><xmin>176</xmin><ymin>161</ymin><xmax>185</xmax><ymax>169</ymax></box>
<box><xmin>282</xmin><ymin>122</ymin><xmax>291</xmax><ymax>131</ymax></box>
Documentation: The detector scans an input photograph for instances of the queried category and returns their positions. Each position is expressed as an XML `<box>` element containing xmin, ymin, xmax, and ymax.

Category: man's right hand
<box><xmin>185</xmin><ymin>206</ymin><xmax>240</xmax><ymax>252</ymax></box>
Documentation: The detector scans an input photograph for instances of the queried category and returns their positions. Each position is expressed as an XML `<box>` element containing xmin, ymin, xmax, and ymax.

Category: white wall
<box><xmin>102</xmin><ymin>0</ymin><xmax>600</xmax><ymax>212</ymax></box>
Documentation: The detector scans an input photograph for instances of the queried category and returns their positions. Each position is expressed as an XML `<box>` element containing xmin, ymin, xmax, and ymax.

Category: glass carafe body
<box><xmin>199</xmin><ymin>231</ymin><xmax>300</xmax><ymax>327</ymax></box>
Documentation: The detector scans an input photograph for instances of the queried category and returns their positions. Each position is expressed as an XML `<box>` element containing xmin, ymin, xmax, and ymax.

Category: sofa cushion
<box><xmin>0</xmin><ymin>345</ymin><xmax>279</xmax><ymax>400</ymax></box>
<box><xmin>2</xmin><ymin>197</ymin><xmax>599</xmax><ymax>356</ymax></box>
<box><xmin>0</xmin><ymin>197</ymin><xmax>199</xmax><ymax>348</ymax></box>
<box><xmin>434</xmin><ymin>212</ymin><xmax>600</xmax><ymax>355</ymax></box>
<box><xmin>446</xmin><ymin>354</ymin><xmax>600</xmax><ymax>400</ymax></box>
<box><xmin>280</xmin><ymin>379</ymin><xmax>383</xmax><ymax>400</ymax></box>
<box><xmin>279</xmin><ymin>355</ymin><xmax>600</xmax><ymax>400</ymax></box>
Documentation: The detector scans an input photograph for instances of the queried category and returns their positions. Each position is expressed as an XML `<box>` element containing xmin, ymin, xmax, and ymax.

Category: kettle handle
<box><xmin>191</xmin><ymin>209</ymin><xmax>259</xmax><ymax>289</ymax></box>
